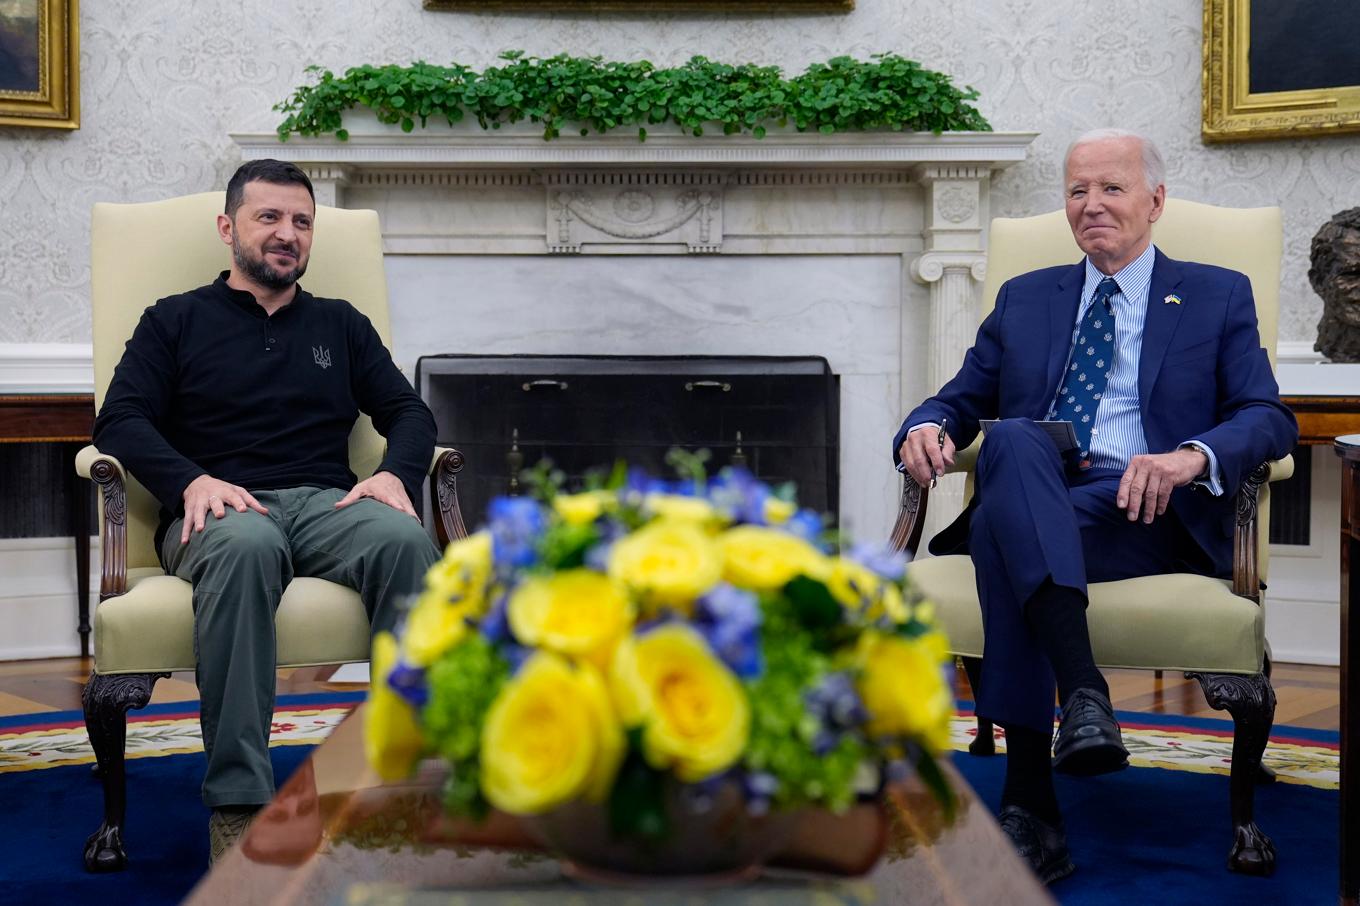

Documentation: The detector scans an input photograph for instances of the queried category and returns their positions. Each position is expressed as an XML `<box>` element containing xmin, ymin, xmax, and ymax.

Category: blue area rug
<box><xmin>0</xmin><ymin>695</ymin><xmax>1338</xmax><ymax>905</ymax></box>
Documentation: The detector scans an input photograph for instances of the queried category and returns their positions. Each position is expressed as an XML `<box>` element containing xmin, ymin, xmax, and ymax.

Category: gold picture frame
<box><xmin>424</xmin><ymin>0</ymin><xmax>852</xmax><ymax>11</ymax></box>
<box><xmin>0</xmin><ymin>0</ymin><xmax>79</xmax><ymax>129</ymax></box>
<box><xmin>1203</xmin><ymin>0</ymin><xmax>1360</xmax><ymax>142</ymax></box>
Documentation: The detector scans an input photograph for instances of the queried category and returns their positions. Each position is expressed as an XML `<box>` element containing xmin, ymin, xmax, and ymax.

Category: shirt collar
<box><xmin>213</xmin><ymin>271</ymin><xmax>311</xmax><ymax>317</ymax></box>
<box><xmin>1081</xmin><ymin>242</ymin><xmax>1156</xmax><ymax>307</ymax></box>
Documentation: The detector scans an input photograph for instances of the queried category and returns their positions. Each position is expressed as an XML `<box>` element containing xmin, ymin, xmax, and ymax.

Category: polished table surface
<box><xmin>185</xmin><ymin>706</ymin><xmax>1052</xmax><ymax>906</ymax></box>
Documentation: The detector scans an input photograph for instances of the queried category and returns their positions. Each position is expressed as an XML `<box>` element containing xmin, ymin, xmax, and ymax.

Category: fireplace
<box><xmin>234</xmin><ymin>124</ymin><xmax>1036</xmax><ymax>539</ymax></box>
<box><xmin>418</xmin><ymin>355</ymin><xmax>838</xmax><ymax>526</ymax></box>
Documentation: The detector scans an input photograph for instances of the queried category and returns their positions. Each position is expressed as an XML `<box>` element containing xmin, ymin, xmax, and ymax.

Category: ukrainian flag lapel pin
<box><xmin>1164</xmin><ymin>293</ymin><xmax>1183</xmax><ymax>305</ymax></box>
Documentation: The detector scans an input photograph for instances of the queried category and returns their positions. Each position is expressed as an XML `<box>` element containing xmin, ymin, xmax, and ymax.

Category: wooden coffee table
<box><xmin>184</xmin><ymin>705</ymin><xmax>1052</xmax><ymax>905</ymax></box>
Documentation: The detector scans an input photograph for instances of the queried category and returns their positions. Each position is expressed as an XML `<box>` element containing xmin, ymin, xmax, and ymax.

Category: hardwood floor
<box><xmin>0</xmin><ymin>656</ymin><xmax>1341</xmax><ymax>731</ymax></box>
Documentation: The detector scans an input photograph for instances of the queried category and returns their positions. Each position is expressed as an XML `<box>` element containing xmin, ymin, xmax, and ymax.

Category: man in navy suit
<box><xmin>893</xmin><ymin>129</ymin><xmax>1297</xmax><ymax>883</ymax></box>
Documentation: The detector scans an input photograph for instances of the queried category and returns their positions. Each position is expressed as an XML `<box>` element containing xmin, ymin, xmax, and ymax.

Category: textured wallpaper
<box><xmin>1</xmin><ymin>0</ymin><xmax>1357</xmax><ymax>345</ymax></box>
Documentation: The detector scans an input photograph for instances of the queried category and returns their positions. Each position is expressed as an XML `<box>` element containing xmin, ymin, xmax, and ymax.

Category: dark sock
<box><xmin>1000</xmin><ymin>723</ymin><xmax>1062</xmax><ymax>826</ymax></box>
<box><xmin>1025</xmin><ymin>579</ymin><xmax>1108</xmax><ymax>706</ymax></box>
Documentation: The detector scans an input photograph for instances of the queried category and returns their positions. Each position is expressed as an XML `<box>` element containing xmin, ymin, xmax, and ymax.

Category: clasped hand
<box><xmin>899</xmin><ymin>425</ymin><xmax>956</xmax><ymax>489</ymax></box>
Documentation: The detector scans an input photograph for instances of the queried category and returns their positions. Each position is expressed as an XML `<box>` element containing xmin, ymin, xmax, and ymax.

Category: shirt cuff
<box><xmin>1180</xmin><ymin>441</ymin><xmax>1224</xmax><ymax>496</ymax></box>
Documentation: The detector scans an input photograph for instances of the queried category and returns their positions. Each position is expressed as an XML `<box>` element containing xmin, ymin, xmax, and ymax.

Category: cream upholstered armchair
<box><xmin>78</xmin><ymin>192</ymin><xmax>468</xmax><ymax>872</ymax></box>
<box><xmin>890</xmin><ymin>200</ymin><xmax>1294</xmax><ymax>876</ymax></box>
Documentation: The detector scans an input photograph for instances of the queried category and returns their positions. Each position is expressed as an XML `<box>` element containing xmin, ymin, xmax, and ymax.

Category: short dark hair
<box><xmin>225</xmin><ymin>159</ymin><xmax>315</xmax><ymax>217</ymax></box>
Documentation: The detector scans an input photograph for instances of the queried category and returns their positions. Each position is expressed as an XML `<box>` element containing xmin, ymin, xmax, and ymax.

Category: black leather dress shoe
<box><xmin>1052</xmin><ymin>687</ymin><xmax>1129</xmax><ymax>776</ymax></box>
<box><xmin>998</xmin><ymin>804</ymin><xmax>1075</xmax><ymax>885</ymax></box>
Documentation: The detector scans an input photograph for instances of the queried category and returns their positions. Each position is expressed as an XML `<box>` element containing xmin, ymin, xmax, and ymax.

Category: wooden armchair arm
<box><xmin>1231</xmin><ymin>455</ymin><xmax>1293</xmax><ymax>603</ymax></box>
<box><xmin>429</xmin><ymin>446</ymin><xmax>469</xmax><ymax>548</ymax></box>
<box><xmin>887</xmin><ymin>438</ymin><xmax>981</xmax><ymax>558</ymax></box>
<box><xmin>74</xmin><ymin>444</ymin><xmax>129</xmax><ymax>600</ymax></box>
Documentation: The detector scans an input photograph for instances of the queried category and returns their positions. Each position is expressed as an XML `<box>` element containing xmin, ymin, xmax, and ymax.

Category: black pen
<box><xmin>932</xmin><ymin>417</ymin><xmax>948</xmax><ymax>488</ymax></box>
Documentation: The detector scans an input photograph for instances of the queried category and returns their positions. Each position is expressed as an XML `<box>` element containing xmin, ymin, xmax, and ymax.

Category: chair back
<box><xmin>976</xmin><ymin>199</ymin><xmax>1284</xmax><ymax>577</ymax></box>
<box><xmin>91</xmin><ymin>192</ymin><xmax>391</xmax><ymax>569</ymax></box>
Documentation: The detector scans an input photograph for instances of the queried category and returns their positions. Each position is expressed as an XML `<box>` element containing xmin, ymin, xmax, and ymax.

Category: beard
<box><xmin>232</xmin><ymin>236</ymin><xmax>307</xmax><ymax>291</ymax></box>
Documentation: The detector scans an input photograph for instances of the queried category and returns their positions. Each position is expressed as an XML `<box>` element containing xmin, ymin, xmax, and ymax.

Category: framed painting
<box><xmin>0</xmin><ymin>0</ymin><xmax>78</xmax><ymax>129</ymax></box>
<box><xmin>1203</xmin><ymin>0</ymin><xmax>1360</xmax><ymax>142</ymax></box>
<box><xmin>423</xmin><ymin>0</ymin><xmax>852</xmax><ymax>11</ymax></box>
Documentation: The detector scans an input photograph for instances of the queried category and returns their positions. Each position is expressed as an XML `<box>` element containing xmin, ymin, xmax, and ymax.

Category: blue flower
<box><xmin>386</xmin><ymin>661</ymin><xmax>429</xmax><ymax>709</ymax></box>
<box><xmin>804</xmin><ymin>671</ymin><xmax>868</xmax><ymax>735</ymax></box>
<box><xmin>694</xmin><ymin>584</ymin><xmax>763</xmax><ymax>678</ymax></box>
<box><xmin>486</xmin><ymin>496</ymin><xmax>546</xmax><ymax>570</ymax></box>
<box><xmin>783</xmin><ymin>508</ymin><xmax>827</xmax><ymax>549</ymax></box>
<box><xmin>707</xmin><ymin>467</ymin><xmax>769</xmax><ymax>524</ymax></box>
<box><xmin>742</xmin><ymin>770</ymin><xmax>780</xmax><ymax>815</ymax></box>
<box><xmin>478</xmin><ymin>592</ymin><xmax>511</xmax><ymax>645</ymax></box>
<box><xmin>849</xmin><ymin>542</ymin><xmax>908</xmax><ymax>581</ymax></box>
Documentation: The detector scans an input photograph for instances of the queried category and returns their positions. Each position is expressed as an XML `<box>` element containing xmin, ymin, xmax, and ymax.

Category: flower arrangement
<box><xmin>364</xmin><ymin>459</ymin><xmax>954</xmax><ymax>872</ymax></box>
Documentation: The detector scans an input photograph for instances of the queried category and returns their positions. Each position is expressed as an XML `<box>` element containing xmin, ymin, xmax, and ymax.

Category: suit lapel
<box><xmin>1043</xmin><ymin>262</ymin><xmax>1086</xmax><ymax>413</ymax></box>
<box><xmin>1138</xmin><ymin>250</ymin><xmax>1186</xmax><ymax>415</ymax></box>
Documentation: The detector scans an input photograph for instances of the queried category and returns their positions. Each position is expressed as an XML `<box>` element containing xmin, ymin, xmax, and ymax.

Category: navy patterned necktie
<box><xmin>1054</xmin><ymin>276</ymin><xmax>1119</xmax><ymax>464</ymax></box>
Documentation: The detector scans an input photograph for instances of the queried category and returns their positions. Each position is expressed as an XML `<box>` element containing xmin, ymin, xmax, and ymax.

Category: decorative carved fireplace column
<box><xmin>911</xmin><ymin>166</ymin><xmax>990</xmax><ymax>539</ymax></box>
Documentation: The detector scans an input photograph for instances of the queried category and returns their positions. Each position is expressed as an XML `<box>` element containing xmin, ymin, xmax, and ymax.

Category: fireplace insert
<box><xmin>416</xmin><ymin>355</ymin><xmax>839</xmax><ymax>528</ymax></box>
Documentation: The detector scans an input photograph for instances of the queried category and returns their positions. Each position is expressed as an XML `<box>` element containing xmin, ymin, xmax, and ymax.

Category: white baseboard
<box><xmin>0</xmin><ymin>343</ymin><xmax>94</xmax><ymax>393</ymax></box>
<box><xmin>0</xmin><ymin>536</ymin><xmax>98</xmax><ymax>661</ymax></box>
<box><xmin>1265</xmin><ymin>596</ymin><xmax>1339</xmax><ymax>666</ymax></box>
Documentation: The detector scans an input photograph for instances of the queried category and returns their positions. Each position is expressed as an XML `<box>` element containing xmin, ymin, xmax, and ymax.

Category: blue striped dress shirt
<box><xmin>1050</xmin><ymin>243</ymin><xmax>1222</xmax><ymax>492</ymax></box>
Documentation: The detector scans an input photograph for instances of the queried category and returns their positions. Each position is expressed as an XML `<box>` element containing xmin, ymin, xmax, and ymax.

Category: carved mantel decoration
<box><xmin>232</xmin><ymin>124</ymin><xmax>1036</xmax><ymax>536</ymax></box>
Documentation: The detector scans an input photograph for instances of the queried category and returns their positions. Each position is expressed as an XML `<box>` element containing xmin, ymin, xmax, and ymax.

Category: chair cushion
<box><xmin>93</xmin><ymin>569</ymin><xmax>372</xmax><ymax>674</ymax></box>
<box><xmin>910</xmin><ymin>555</ymin><xmax>1264</xmax><ymax>674</ymax></box>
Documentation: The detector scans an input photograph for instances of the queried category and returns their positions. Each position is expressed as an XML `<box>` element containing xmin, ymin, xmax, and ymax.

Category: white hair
<box><xmin>1064</xmin><ymin>128</ymin><xmax>1166</xmax><ymax>192</ymax></box>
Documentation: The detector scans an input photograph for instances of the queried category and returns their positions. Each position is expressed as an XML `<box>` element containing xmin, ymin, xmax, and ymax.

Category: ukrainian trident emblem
<box><xmin>312</xmin><ymin>346</ymin><xmax>332</xmax><ymax>369</ymax></box>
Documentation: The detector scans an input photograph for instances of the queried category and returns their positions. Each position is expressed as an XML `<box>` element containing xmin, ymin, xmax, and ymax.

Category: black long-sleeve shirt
<box><xmin>93</xmin><ymin>274</ymin><xmax>435</xmax><ymax>541</ymax></box>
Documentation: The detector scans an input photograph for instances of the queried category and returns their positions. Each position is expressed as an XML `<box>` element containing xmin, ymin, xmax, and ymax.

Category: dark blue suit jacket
<box><xmin>893</xmin><ymin>249</ymin><xmax>1298</xmax><ymax>577</ymax></box>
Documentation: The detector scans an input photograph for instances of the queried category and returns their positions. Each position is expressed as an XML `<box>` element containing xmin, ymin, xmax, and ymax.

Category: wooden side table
<box><xmin>1338</xmin><ymin>433</ymin><xmax>1360</xmax><ymax>906</ymax></box>
<box><xmin>0</xmin><ymin>394</ymin><xmax>96</xmax><ymax>657</ymax></box>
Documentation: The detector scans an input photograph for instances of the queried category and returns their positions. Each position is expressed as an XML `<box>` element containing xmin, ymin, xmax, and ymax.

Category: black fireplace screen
<box><xmin>416</xmin><ymin>355</ymin><xmax>839</xmax><ymax>528</ymax></box>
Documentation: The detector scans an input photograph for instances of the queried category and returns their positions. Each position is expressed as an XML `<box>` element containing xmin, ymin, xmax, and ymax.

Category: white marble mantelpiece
<box><xmin>233</xmin><ymin>124</ymin><xmax>1037</xmax><ymax>539</ymax></box>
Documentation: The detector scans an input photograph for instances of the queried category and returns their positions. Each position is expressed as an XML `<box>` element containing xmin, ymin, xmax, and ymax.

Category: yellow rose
<box><xmin>424</xmin><ymin>531</ymin><xmax>494</xmax><ymax>613</ymax></box>
<box><xmin>718</xmin><ymin>525</ymin><xmax>827</xmax><ymax>592</ymax></box>
<box><xmin>508</xmin><ymin>569</ymin><xmax>635</xmax><ymax>669</ymax></box>
<box><xmin>364</xmin><ymin>631</ymin><xmax>425</xmax><ymax>781</ymax></box>
<box><xmin>480</xmin><ymin>652</ymin><xmax>624</xmax><ymax>815</ymax></box>
<box><xmin>401</xmin><ymin>588</ymin><xmax>472</xmax><ymax>667</ymax></box>
<box><xmin>762</xmin><ymin>497</ymin><xmax>796</xmax><ymax>525</ymax></box>
<box><xmin>610</xmin><ymin>625</ymin><xmax>749</xmax><ymax>782</ymax></box>
<box><xmin>553</xmin><ymin>490</ymin><xmax>613</xmax><ymax>526</ymax></box>
<box><xmin>827</xmin><ymin>557</ymin><xmax>908</xmax><ymax>623</ymax></box>
<box><xmin>643</xmin><ymin>492</ymin><xmax>719</xmax><ymax>525</ymax></box>
<box><xmin>608</xmin><ymin>519</ymin><xmax>723</xmax><ymax>611</ymax></box>
<box><xmin>856</xmin><ymin>630</ymin><xmax>953</xmax><ymax>752</ymax></box>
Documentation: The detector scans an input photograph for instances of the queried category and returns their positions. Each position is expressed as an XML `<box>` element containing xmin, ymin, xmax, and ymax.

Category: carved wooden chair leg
<box><xmin>1189</xmin><ymin>671</ymin><xmax>1277</xmax><ymax>876</ymax></box>
<box><xmin>82</xmin><ymin>671</ymin><xmax>167</xmax><ymax>872</ymax></box>
<box><xmin>959</xmin><ymin>656</ymin><xmax>996</xmax><ymax>756</ymax></box>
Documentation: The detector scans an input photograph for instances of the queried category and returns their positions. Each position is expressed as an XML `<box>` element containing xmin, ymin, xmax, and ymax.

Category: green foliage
<box><xmin>608</xmin><ymin>728</ymin><xmax>669</xmax><ymax>841</ymax></box>
<box><xmin>275</xmin><ymin>52</ymin><xmax>990</xmax><ymax>142</ymax></box>
<box><xmin>537</xmin><ymin>521</ymin><xmax>598</xmax><ymax>571</ymax></box>
<box><xmin>422</xmin><ymin>635</ymin><xmax>511</xmax><ymax>818</ymax></box>
<box><xmin>743</xmin><ymin>595</ymin><xmax>869</xmax><ymax>812</ymax></box>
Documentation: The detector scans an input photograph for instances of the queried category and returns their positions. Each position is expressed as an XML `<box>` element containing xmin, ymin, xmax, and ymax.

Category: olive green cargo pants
<box><xmin>161</xmin><ymin>486</ymin><xmax>439</xmax><ymax>808</ymax></box>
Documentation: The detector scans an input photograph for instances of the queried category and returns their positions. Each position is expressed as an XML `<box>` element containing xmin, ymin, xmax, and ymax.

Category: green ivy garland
<box><xmin>274</xmin><ymin>51</ymin><xmax>990</xmax><ymax>142</ymax></box>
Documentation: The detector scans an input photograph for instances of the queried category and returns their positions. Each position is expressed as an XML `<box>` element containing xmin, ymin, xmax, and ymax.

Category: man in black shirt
<box><xmin>93</xmin><ymin>160</ymin><xmax>439</xmax><ymax>861</ymax></box>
